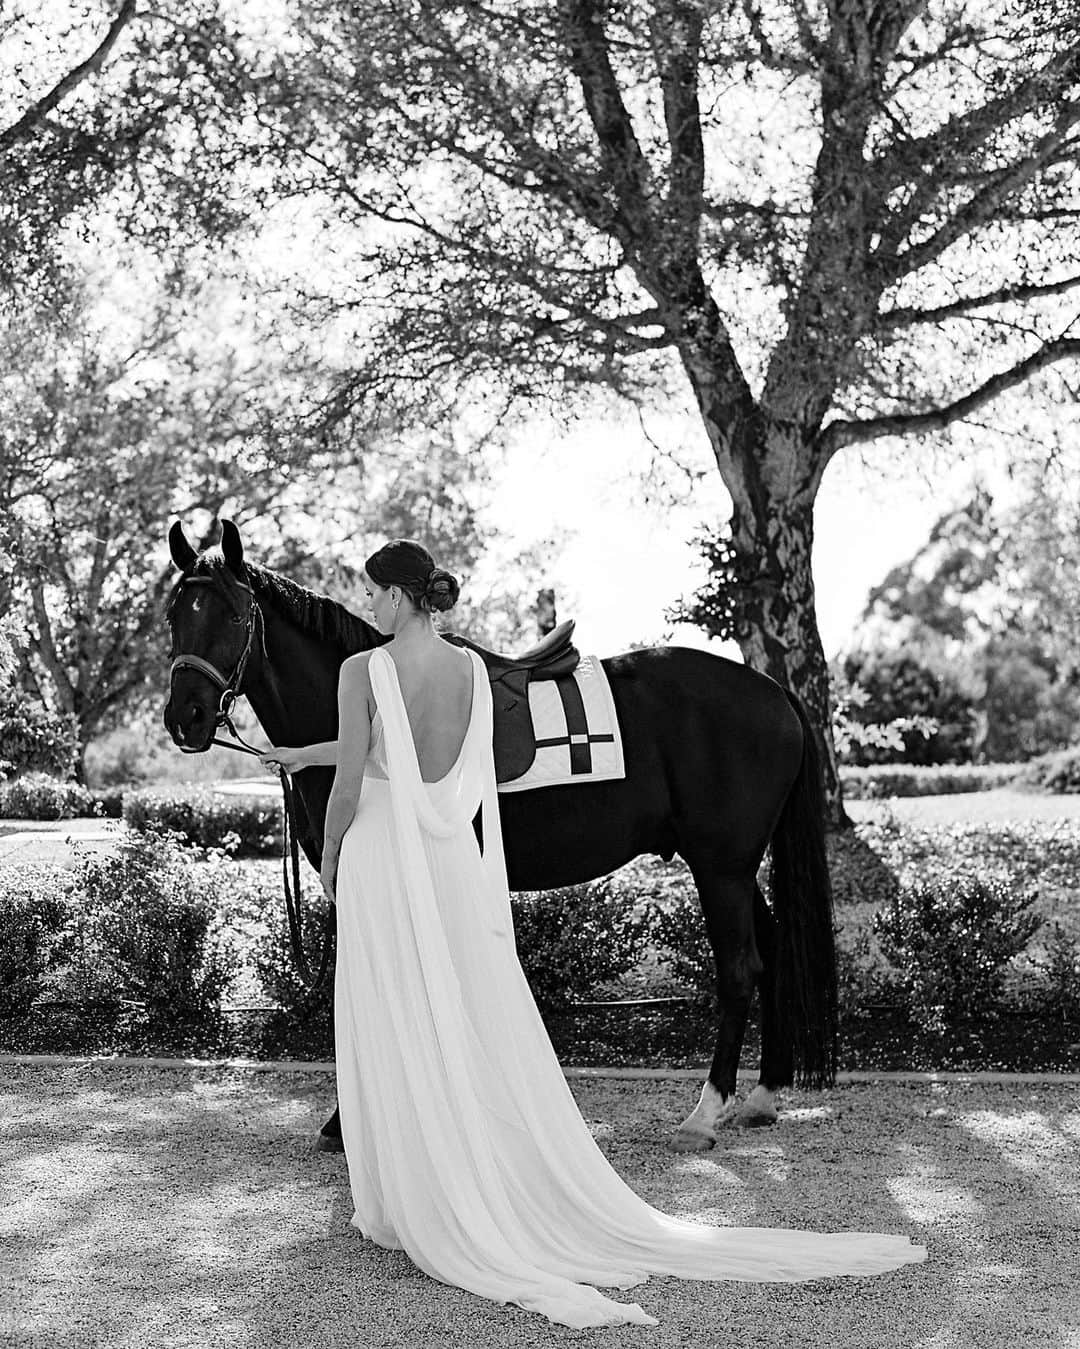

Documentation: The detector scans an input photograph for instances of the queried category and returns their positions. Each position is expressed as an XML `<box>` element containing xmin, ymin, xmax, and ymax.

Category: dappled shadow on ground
<box><xmin>1</xmin><ymin>1068</ymin><xmax>1078</xmax><ymax>1348</ymax></box>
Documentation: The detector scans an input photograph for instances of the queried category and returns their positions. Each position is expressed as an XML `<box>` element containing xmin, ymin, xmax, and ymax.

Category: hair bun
<box><xmin>424</xmin><ymin>567</ymin><xmax>460</xmax><ymax>613</ymax></box>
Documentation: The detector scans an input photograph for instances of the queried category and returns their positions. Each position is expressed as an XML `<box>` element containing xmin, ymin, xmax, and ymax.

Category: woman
<box><xmin>261</xmin><ymin>539</ymin><xmax>926</xmax><ymax>1329</ymax></box>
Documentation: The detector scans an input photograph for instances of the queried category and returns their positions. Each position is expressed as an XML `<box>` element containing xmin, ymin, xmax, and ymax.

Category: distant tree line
<box><xmin>833</xmin><ymin>481</ymin><xmax>1080</xmax><ymax>765</ymax></box>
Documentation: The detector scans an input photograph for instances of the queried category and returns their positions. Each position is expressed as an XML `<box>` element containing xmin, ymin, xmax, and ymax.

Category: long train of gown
<box><xmin>334</xmin><ymin>645</ymin><xmax>926</xmax><ymax>1329</ymax></box>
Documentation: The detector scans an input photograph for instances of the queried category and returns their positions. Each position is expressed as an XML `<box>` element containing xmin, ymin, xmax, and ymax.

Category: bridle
<box><xmin>169</xmin><ymin>574</ymin><xmax>265</xmax><ymax>755</ymax></box>
<box><xmin>167</xmin><ymin>569</ymin><xmax>332</xmax><ymax>998</ymax></box>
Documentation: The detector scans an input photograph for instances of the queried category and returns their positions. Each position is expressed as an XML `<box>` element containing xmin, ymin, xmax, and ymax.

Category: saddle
<box><xmin>445</xmin><ymin>621</ymin><xmax>581</xmax><ymax>782</ymax></box>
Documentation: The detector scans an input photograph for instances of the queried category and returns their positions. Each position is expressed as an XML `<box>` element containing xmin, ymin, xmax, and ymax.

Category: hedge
<box><xmin>67</xmin><ymin>828</ymin><xmax>241</xmax><ymax>1043</ymax></box>
<box><xmin>122</xmin><ymin>786</ymin><xmax>281</xmax><ymax>855</ymax></box>
<box><xmin>0</xmin><ymin>774</ymin><xmax>134</xmax><ymax>820</ymax></box>
<box><xmin>3</xmin><ymin>757</ymin><xmax>1066</xmax><ymax>827</ymax></box>
<box><xmin>0</xmin><ymin>831</ymin><xmax>254</xmax><ymax>1053</ymax></box>
<box><xmin>840</xmin><ymin>763</ymin><xmax>1021</xmax><ymax>799</ymax></box>
<box><xmin>4</xmin><ymin>812</ymin><xmax>1080</xmax><ymax>1061</ymax></box>
<box><xmin>0</xmin><ymin>773</ymin><xmax>97</xmax><ymax>820</ymax></box>
<box><xmin>1013</xmin><ymin>745</ymin><xmax>1080</xmax><ymax>795</ymax></box>
<box><xmin>0</xmin><ymin>863</ymin><xmax>75</xmax><ymax>1018</ymax></box>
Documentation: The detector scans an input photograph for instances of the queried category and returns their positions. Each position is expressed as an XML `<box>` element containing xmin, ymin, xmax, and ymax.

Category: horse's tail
<box><xmin>768</xmin><ymin>690</ymin><xmax>838</xmax><ymax>1090</ymax></box>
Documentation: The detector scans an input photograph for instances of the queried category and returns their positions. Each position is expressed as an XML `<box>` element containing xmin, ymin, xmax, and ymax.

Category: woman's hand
<box><xmin>259</xmin><ymin>745</ymin><xmax>308</xmax><ymax>775</ymax></box>
<box><xmin>320</xmin><ymin>844</ymin><xmax>340</xmax><ymax>904</ymax></box>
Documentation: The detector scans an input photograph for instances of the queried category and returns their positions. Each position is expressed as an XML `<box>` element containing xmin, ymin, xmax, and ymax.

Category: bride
<box><xmin>260</xmin><ymin>538</ymin><xmax>926</xmax><ymax>1329</ymax></box>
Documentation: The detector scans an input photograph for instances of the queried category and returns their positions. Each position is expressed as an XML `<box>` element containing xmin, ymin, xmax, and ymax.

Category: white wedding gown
<box><xmin>333</xmin><ymin>645</ymin><xmax>926</xmax><ymax>1328</ymax></box>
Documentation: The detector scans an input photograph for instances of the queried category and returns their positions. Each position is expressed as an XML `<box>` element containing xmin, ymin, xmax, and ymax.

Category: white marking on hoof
<box><xmin>670</xmin><ymin>1080</ymin><xmax>737</xmax><ymax>1151</ymax></box>
<box><xmin>738</xmin><ymin>1084</ymin><xmax>779</xmax><ymax>1128</ymax></box>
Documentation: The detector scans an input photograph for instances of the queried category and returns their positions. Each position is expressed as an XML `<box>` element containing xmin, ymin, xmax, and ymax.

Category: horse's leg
<box><xmin>669</xmin><ymin>864</ymin><xmax>760</xmax><ymax>1153</ymax></box>
<box><xmin>317</xmin><ymin>1102</ymin><xmax>343</xmax><ymax>1152</ymax></box>
<box><xmin>737</xmin><ymin>882</ymin><xmax>788</xmax><ymax>1129</ymax></box>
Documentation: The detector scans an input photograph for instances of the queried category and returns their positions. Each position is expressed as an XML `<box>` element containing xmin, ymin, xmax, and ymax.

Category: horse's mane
<box><xmin>246</xmin><ymin>562</ymin><xmax>380</xmax><ymax>654</ymax></box>
<box><xmin>168</xmin><ymin>552</ymin><xmax>380</xmax><ymax>655</ymax></box>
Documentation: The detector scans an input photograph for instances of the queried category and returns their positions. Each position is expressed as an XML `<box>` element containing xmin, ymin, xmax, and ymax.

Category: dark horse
<box><xmin>163</xmin><ymin>520</ymin><xmax>837</xmax><ymax>1151</ymax></box>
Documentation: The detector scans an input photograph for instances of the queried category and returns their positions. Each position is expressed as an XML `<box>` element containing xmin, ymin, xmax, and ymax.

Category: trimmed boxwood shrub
<box><xmin>641</xmin><ymin>891</ymin><xmax>713</xmax><ymax>1004</ymax></box>
<box><xmin>841</xmin><ymin>764</ymin><xmax>1020</xmax><ymax>799</ymax></box>
<box><xmin>64</xmin><ymin>827</ymin><xmax>241</xmax><ymax>1044</ymax></box>
<box><xmin>873</xmin><ymin>871</ymin><xmax>1042</xmax><ymax>1036</ymax></box>
<box><xmin>253</xmin><ymin>881</ymin><xmax>336</xmax><ymax>1058</ymax></box>
<box><xmin>1014</xmin><ymin>745</ymin><xmax>1080</xmax><ymax>794</ymax></box>
<box><xmin>510</xmin><ymin>878</ymin><xmax>653</xmax><ymax>1010</ymax></box>
<box><xmin>859</xmin><ymin>813</ymin><xmax>1080</xmax><ymax>895</ymax></box>
<box><xmin>1039</xmin><ymin>922</ymin><xmax>1080</xmax><ymax>1022</ymax></box>
<box><xmin>123</xmin><ymin>786</ymin><xmax>281</xmax><ymax>855</ymax></box>
<box><xmin>0</xmin><ymin>772</ymin><xmax>96</xmax><ymax>820</ymax></box>
<box><xmin>0</xmin><ymin>864</ymin><xmax>75</xmax><ymax>1018</ymax></box>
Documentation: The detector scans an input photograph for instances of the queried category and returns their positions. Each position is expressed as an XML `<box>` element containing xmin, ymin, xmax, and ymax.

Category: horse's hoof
<box><xmin>667</xmin><ymin>1128</ymin><xmax>717</xmax><ymax>1153</ymax></box>
<box><xmin>738</xmin><ymin>1108</ymin><xmax>778</xmax><ymax>1129</ymax></box>
<box><xmin>738</xmin><ymin>1086</ymin><xmax>778</xmax><ymax>1128</ymax></box>
<box><xmin>315</xmin><ymin>1132</ymin><xmax>344</xmax><ymax>1153</ymax></box>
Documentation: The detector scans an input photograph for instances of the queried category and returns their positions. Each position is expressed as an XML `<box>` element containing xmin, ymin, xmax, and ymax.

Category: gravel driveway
<box><xmin>2</xmin><ymin>1063</ymin><xmax>1078</xmax><ymax>1348</ymax></box>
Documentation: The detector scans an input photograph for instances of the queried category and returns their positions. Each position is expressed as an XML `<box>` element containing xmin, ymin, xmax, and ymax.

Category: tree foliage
<box><xmin>0</xmin><ymin>278</ymin><xmax>549</xmax><ymax>776</ymax></box>
<box><xmin>850</xmin><ymin>476</ymin><xmax>1080</xmax><ymax>762</ymax></box>
<box><xmin>8</xmin><ymin>1</ymin><xmax>1080</xmax><ymax>807</ymax></box>
<box><xmin>229</xmin><ymin>0</ymin><xmax>1080</xmax><ymax>807</ymax></box>
<box><xmin>0</xmin><ymin>1</ymin><xmax>266</xmax><ymax>293</ymax></box>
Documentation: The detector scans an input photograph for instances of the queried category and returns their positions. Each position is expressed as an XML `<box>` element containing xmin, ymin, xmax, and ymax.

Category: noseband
<box><xmin>169</xmin><ymin>575</ymin><xmax>264</xmax><ymax>752</ymax></box>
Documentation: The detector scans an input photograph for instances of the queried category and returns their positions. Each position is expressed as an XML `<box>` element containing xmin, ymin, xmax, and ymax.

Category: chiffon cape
<box><xmin>333</xmin><ymin>644</ymin><xmax>926</xmax><ymax>1328</ymax></box>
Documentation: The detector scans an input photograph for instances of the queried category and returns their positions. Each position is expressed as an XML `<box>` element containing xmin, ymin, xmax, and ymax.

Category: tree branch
<box><xmin>0</xmin><ymin>0</ymin><xmax>137</xmax><ymax>153</ymax></box>
<box><xmin>875</xmin><ymin>47</ymin><xmax>1080</xmax><ymax>270</ymax></box>
<box><xmin>649</xmin><ymin>0</ymin><xmax>705</xmax><ymax>246</ymax></box>
<box><xmin>819</xmin><ymin>332</ymin><xmax>1080</xmax><ymax>456</ymax></box>
<box><xmin>27</xmin><ymin>578</ymin><xmax>75</xmax><ymax>715</ymax></box>
<box><xmin>555</xmin><ymin>0</ymin><xmax>656</xmax><ymax>235</ymax></box>
<box><xmin>884</xmin><ymin>102</ymin><xmax>1080</xmax><ymax>281</ymax></box>
<box><xmin>879</xmin><ymin>274</ymin><xmax>1080</xmax><ymax>330</ymax></box>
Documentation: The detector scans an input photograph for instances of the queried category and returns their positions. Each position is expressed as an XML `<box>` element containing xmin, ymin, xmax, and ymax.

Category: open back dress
<box><xmin>333</xmin><ymin>644</ymin><xmax>926</xmax><ymax>1328</ymax></box>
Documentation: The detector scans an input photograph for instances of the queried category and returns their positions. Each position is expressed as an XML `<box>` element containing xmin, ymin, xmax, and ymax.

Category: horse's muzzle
<box><xmin>162</xmin><ymin>698</ymin><xmax>214</xmax><ymax>752</ymax></box>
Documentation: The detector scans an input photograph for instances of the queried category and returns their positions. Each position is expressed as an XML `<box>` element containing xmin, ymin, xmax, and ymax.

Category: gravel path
<box><xmin>2</xmin><ymin>1065</ymin><xmax>1078</xmax><ymax>1347</ymax></box>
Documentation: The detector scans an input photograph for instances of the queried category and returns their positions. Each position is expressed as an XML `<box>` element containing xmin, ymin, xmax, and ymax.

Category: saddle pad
<box><xmin>497</xmin><ymin>655</ymin><xmax>626</xmax><ymax>794</ymax></box>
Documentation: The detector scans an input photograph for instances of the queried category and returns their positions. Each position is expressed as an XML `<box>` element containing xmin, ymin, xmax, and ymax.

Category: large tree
<box><xmin>0</xmin><ymin>1</ymin><xmax>268</xmax><ymax>293</ymax></box>
<box><xmin>249</xmin><ymin>0</ymin><xmax>1080</xmax><ymax>806</ymax></box>
<box><xmin>0</xmin><ymin>277</ymin><xmax>550</xmax><ymax>776</ymax></box>
<box><xmin>0</xmin><ymin>288</ymin><xmax>303</xmax><ymax>777</ymax></box>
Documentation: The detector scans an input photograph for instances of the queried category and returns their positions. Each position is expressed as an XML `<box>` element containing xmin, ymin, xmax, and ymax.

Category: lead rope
<box><xmin>207</xmin><ymin>714</ymin><xmax>334</xmax><ymax>1001</ymax></box>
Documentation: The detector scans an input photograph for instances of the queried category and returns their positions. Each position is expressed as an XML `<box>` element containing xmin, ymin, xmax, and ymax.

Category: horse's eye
<box><xmin>231</xmin><ymin>614</ymin><xmax>245</xmax><ymax>625</ymax></box>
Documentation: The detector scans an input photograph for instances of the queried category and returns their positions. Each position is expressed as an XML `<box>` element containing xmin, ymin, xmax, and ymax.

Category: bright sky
<box><xmin>489</xmin><ymin>412</ymin><xmax>1011</xmax><ymax>664</ymax></box>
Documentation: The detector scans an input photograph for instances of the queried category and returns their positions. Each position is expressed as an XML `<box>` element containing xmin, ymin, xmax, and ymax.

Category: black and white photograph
<box><xmin>1</xmin><ymin>2</ymin><xmax>1078</xmax><ymax>1344</ymax></box>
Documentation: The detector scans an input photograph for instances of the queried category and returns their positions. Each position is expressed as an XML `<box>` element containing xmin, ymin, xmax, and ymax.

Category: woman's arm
<box><xmin>320</xmin><ymin>654</ymin><xmax>373</xmax><ymax>901</ymax></box>
<box><xmin>258</xmin><ymin>742</ymin><xmax>339</xmax><ymax>773</ymax></box>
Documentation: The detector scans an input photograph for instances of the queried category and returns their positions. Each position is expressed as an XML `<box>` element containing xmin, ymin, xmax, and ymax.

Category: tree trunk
<box><xmin>726</xmin><ymin>478</ymin><xmax>847</xmax><ymax>824</ymax></box>
<box><xmin>690</xmin><ymin>392</ymin><xmax>849</xmax><ymax>825</ymax></box>
<box><xmin>73</xmin><ymin>734</ymin><xmax>89</xmax><ymax>787</ymax></box>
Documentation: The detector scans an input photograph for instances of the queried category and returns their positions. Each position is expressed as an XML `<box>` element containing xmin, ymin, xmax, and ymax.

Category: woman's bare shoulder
<box><xmin>339</xmin><ymin>650</ymin><xmax>376</xmax><ymax>687</ymax></box>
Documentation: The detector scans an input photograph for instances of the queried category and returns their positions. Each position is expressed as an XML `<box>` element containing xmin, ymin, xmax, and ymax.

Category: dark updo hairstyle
<box><xmin>364</xmin><ymin>539</ymin><xmax>460</xmax><ymax>614</ymax></box>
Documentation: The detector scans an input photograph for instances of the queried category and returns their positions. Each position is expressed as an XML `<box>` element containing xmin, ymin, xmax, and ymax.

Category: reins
<box><xmin>169</xmin><ymin>574</ymin><xmax>334</xmax><ymax>1000</ymax></box>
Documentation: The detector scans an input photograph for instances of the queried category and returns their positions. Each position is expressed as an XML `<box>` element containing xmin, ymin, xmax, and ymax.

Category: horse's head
<box><xmin>163</xmin><ymin>519</ymin><xmax>263</xmax><ymax>752</ymax></box>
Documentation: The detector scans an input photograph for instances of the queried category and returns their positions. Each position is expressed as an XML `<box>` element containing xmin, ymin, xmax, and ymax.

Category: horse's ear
<box><xmin>220</xmin><ymin>519</ymin><xmax>245</xmax><ymax>576</ymax></box>
<box><xmin>169</xmin><ymin>521</ymin><xmax>197</xmax><ymax>572</ymax></box>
